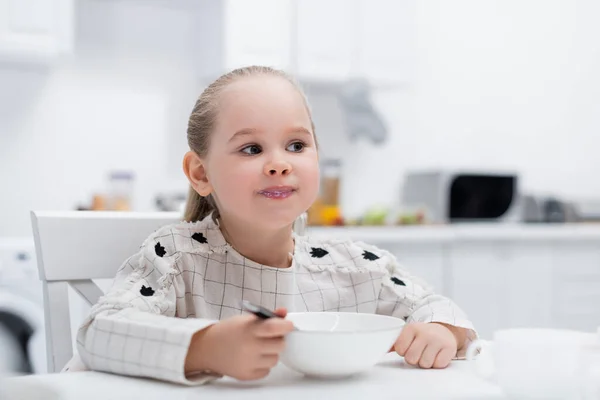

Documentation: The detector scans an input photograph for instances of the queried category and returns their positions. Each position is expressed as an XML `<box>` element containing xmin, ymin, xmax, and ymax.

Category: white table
<box><xmin>1</xmin><ymin>353</ymin><xmax>505</xmax><ymax>400</ymax></box>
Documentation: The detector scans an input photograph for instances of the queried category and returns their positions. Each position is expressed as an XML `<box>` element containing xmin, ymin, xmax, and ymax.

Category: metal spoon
<box><xmin>241</xmin><ymin>300</ymin><xmax>282</xmax><ymax>320</ymax></box>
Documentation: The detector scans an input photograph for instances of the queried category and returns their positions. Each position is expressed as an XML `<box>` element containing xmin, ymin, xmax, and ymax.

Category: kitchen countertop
<box><xmin>307</xmin><ymin>223</ymin><xmax>600</xmax><ymax>242</ymax></box>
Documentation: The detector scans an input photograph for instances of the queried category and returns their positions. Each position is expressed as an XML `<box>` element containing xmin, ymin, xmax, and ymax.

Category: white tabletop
<box><xmin>1</xmin><ymin>354</ymin><xmax>505</xmax><ymax>400</ymax></box>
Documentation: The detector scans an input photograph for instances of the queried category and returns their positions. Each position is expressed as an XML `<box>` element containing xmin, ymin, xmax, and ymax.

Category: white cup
<box><xmin>466</xmin><ymin>328</ymin><xmax>596</xmax><ymax>400</ymax></box>
<box><xmin>577</xmin><ymin>340</ymin><xmax>600</xmax><ymax>400</ymax></box>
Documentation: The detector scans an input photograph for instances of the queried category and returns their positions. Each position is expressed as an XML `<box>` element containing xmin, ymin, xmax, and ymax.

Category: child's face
<box><xmin>204</xmin><ymin>75</ymin><xmax>320</xmax><ymax>230</ymax></box>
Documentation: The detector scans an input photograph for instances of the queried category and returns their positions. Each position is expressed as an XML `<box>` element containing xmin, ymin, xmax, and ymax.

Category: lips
<box><xmin>258</xmin><ymin>186</ymin><xmax>296</xmax><ymax>199</ymax></box>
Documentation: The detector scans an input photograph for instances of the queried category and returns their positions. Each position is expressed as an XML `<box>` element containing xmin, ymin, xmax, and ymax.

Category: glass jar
<box><xmin>307</xmin><ymin>159</ymin><xmax>342</xmax><ymax>226</ymax></box>
<box><xmin>108</xmin><ymin>171</ymin><xmax>134</xmax><ymax>211</ymax></box>
<box><xmin>320</xmin><ymin>159</ymin><xmax>341</xmax><ymax>206</ymax></box>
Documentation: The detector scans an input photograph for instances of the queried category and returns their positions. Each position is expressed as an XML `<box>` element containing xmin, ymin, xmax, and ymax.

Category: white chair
<box><xmin>30</xmin><ymin>211</ymin><xmax>180</xmax><ymax>373</ymax></box>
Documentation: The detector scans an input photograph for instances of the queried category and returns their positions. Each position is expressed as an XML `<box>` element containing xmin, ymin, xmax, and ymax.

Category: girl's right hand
<box><xmin>185</xmin><ymin>308</ymin><xmax>294</xmax><ymax>381</ymax></box>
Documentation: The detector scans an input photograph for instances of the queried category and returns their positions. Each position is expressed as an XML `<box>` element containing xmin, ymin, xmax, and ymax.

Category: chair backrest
<box><xmin>30</xmin><ymin>211</ymin><xmax>181</xmax><ymax>373</ymax></box>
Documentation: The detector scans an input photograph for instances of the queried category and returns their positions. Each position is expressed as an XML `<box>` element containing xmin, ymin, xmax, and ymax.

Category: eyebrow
<box><xmin>228</xmin><ymin>127</ymin><xmax>312</xmax><ymax>143</ymax></box>
<box><xmin>228</xmin><ymin>128</ymin><xmax>257</xmax><ymax>143</ymax></box>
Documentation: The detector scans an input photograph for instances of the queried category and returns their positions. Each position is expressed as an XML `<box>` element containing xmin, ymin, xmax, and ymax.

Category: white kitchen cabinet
<box><xmin>204</xmin><ymin>0</ymin><xmax>411</xmax><ymax>84</ymax></box>
<box><xmin>550</xmin><ymin>241</ymin><xmax>600</xmax><ymax>333</ymax></box>
<box><xmin>449</xmin><ymin>241</ymin><xmax>554</xmax><ymax>339</ymax></box>
<box><xmin>0</xmin><ymin>0</ymin><xmax>74</xmax><ymax>64</ymax></box>
<box><xmin>224</xmin><ymin>0</ymin><xmax>293</xmax><ymax>71</ymax></box>
<box><xmin>294</xmin><ymin>0</ymin><xmax>412</xmax><ymax>84</ymax></box>
<box><xmin>357</xmin><ymin>0</ymin><xmax>415</xmax><ymax>84</ymax></box>
<box><xmin>294</xmin><ymin>0</ymin><xmax>360</xmax><ymax>81</ymax></box>
<box><xmin>501</xmin><ymin>243</ymin><xmax>554</xmax><ymax>330</ymax></box>
<box><xmin>449</xmin><ymin>243</ymin><xmax>507</xmax><ymax>339</ymax></box>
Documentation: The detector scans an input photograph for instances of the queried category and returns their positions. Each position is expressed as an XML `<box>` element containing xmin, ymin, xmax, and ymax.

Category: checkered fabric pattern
<box><xmin>76</xmin><ymin>216</ymin><xmax>475</xmax><ymax>385</ymax></box>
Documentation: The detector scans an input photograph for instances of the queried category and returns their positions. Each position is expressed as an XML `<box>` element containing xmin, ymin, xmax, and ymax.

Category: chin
<box><xmin>253</xmin><ymin>211</ymin><xmax>300</xmax><ymax>231</ymax></box>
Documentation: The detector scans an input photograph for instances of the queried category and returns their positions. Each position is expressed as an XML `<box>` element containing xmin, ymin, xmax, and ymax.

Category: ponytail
<box><xmin>183</xmin><ymin>187</ymin><xmax>219</xmax><ymax>222</ymax></box>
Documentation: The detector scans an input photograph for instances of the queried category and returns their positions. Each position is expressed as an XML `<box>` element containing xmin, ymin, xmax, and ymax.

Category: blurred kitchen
<box><xmin>1</xmin><ymin>0</ymin><xmax>600</xmax><ymax>375</ymax></box>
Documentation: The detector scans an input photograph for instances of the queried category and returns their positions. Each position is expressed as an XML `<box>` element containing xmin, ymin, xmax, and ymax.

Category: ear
<box><xmin>183</xmin><ymin>151</ymin><xmax>213</xmax><ymax>196</ymax></box>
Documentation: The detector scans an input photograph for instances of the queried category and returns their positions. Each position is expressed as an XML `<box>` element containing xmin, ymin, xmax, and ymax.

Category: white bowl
<box><xmin>281</xmin><ymin>312</ymin><xmax>404</xmax><ymax>378</ymax></box>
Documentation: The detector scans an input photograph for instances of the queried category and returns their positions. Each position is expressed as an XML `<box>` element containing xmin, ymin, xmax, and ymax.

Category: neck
<box><xmin>218</xmin><ymin>215</ymin><xmax>295</xmax><ymax>269</ymax></box>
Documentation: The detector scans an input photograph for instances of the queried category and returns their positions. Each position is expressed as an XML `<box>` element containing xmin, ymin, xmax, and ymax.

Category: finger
<box><xmin>240</xmin><ymin>368</ymin><xmax>270</xmax><ymax>381</ymax></box>
<box><xmin>433</xmin><ymin>346</ymin><xmax>455</xmax><ymax>369</ymax></box>
<box><xmin>253</xmin><ymin>368</ymin><xmax>271</xmax><ymax>379</ymax></box>
<box><xmin>259</xmin><ymin>337</ymin><xmax>286</xmax><ymax>355</ymax></box>
<box><xmin>394</xmin><ymin>325</ymin><xmax>417</xmax><ymax>356</ymax></box>
<box><xmin>255</xmin><ymin>318</ymin><xmax>295</xmax><ymax>338</ymax></box>
<box><xmin>403</xmin><ymin>337</ymin><xmax>427</xmax><ymax>366</ymax></box>
<box><xmin>274</xmin><ymin>307</ymin><xmax>288</xmax><ymax>318</ymax></box>
<box><xmin>418</xmin><ymin>345</ymin><xmax>441</xmax><ymax>369</ymax></box>
<box><xmin>259</xmin><ymin>354</ymin><xmax>280</xmax><ymax>368</ymax></box>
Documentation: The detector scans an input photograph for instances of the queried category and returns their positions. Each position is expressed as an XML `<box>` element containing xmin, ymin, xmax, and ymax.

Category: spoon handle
<box><xmin>241</xmin><ymin>300</ymin><xmax>280</xmax><ymax>320</ymax></box>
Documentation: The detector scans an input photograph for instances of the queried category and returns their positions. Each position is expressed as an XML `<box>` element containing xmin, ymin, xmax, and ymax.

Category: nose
<box><xmin>263</xmin><ymin>157</ymin><xmax>292</xmax><ymax>176</ymax></box>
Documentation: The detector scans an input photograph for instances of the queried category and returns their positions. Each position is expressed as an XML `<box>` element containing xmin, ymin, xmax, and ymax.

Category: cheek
<box><xmin>296</xmin><ymin>157</ymin><xmax>320</xmax><ymax>195</ymax></box>
<box><xmin>209</xmin><ymin>160</ymin><xmax>255</xmax><ymax>199</ymax></box>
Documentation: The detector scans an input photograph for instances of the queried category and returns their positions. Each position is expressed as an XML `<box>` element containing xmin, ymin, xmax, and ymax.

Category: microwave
<box><xmin>400</xmin><ymin>170</ymin><xmax>521</xmax><ymax>223</ymax></box>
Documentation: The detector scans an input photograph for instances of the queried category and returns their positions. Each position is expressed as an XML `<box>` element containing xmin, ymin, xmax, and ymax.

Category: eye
<box><xmin>241</xmin><ymin>145</ymin><xmax>262</xmax><ymax>155</ymax></box>
<box><xmin>287</xmin><ymin>141</ymin><xmax>305</xmax><ymax>152</ymax></box>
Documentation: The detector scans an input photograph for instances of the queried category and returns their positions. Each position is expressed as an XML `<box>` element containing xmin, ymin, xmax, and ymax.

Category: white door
<box><xmin>550</xmin><ymin>241</ymin><xmax>600</xmax><ymax>332</ymax></box>
<box><xmin>450</xmin><ymin>240</ymin><xmax>555</xmax><ymax>338</ymax></box>
<box><xmin>501</xmin><ymin>242</ymin><xmax>553</xmax><ymax>330</ymax></box>
<box><xmin>448</xmin><ymin>242</ymin><xmax>508</xmax><ymax>339</ymax></box>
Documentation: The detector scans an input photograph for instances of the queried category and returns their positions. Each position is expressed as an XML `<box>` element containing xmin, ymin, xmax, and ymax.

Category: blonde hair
<box><xmin>183</xmin><ymin>66</ymin><xmax>316</xmax><ymax>223</ymax></box>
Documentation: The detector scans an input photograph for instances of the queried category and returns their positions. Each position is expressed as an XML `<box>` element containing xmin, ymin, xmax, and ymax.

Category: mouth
<box><xmin>257</xmin><ymin>186</ymin><xmax>296</xmax><ymax>199</ymax></box>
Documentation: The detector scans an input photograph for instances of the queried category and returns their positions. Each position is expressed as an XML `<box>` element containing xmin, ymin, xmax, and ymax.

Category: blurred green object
<box><xmin>362</xmin><ymin>207</ymin><xmax>389</xmax><ymax>225</ymax></box>
<box><xmin>397</xmin><ymin>209</ymin><xmax>426</xmax><ymax>225</ymax></box>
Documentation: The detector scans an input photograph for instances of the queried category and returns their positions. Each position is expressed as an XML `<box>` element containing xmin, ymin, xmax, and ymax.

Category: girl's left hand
<box><xmin>393</xmin><ymin>322</ymin><xmax>459</xmax><ymax>369</ymax></box>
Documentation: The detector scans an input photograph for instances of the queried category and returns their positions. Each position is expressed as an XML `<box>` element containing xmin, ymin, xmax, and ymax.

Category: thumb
<box><xmin>274</xmin><ymin>307</ymin><xmax>288</xmax><ymax>318</ymax></box>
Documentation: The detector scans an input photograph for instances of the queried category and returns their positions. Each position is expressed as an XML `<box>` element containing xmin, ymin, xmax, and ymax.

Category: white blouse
<box><xmin>74</xmin><ymin>215</ymin><xmax>476</xmax><ymax>385</ymax></box>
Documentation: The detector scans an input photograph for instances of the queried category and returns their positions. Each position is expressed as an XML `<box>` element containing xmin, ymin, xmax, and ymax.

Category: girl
<box><xmin>74</xmin><ymin>66</ymin><xmax>476</xmax><ymax>385</ymax></box>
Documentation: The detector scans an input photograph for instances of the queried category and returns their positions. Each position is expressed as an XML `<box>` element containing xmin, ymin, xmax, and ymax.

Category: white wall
<box><xmin>413</xmin><ymin>0</ymin><xmax>600</xmax><ymax>199</ymax></box>
<box><xmin>316</xmin><ymin>0</ymin><xmax>600</xmax><ymax>219</ymax></box>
